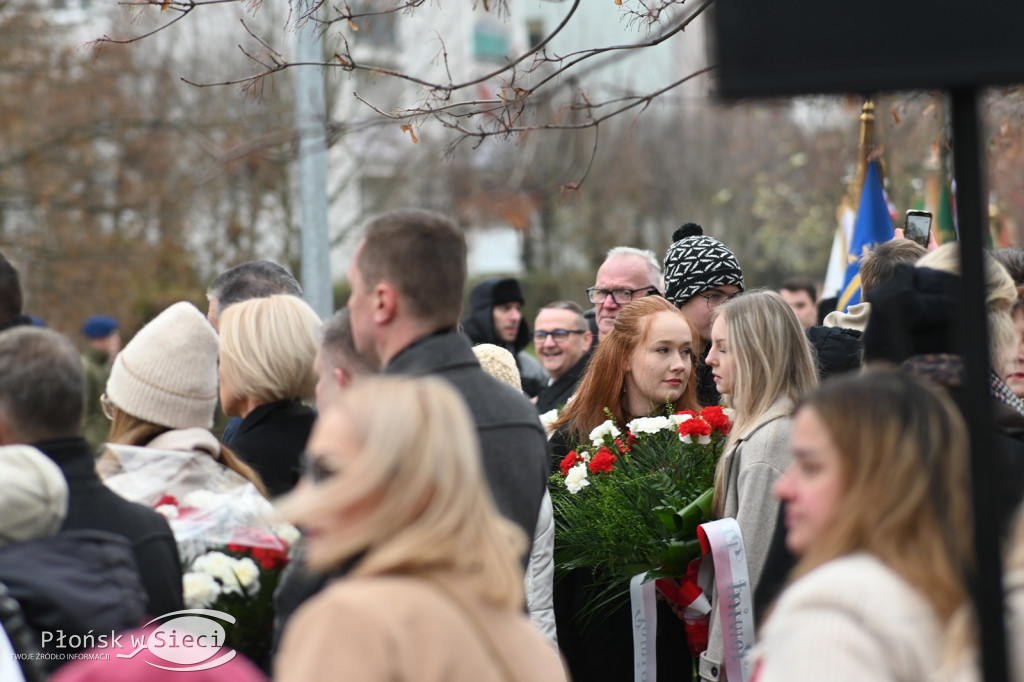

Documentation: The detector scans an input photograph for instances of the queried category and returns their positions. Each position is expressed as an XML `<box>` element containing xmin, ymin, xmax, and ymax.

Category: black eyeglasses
<box><xmin>586</xmin><ymin>286</ymin><xmax>659</xmax><ymax>305</ymax></box>
<box><xmin>533</xmin><ymin>329</ymin><xmax>587</xmax><ymax>342</ymax></box>
<box><xmin>697</xmin><ymin>290</ymin><xmax>742</xmax><ymax>310</ymax></box>
<box><xmin>300</xmin><ymin>451</ymin><xmax>339</xmax><ymax>484</ymax></box>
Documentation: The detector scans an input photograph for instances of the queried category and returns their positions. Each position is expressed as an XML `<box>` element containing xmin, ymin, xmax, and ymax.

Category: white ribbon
<box><xmin>700</xmin><ymin>518</ymin><xmax>755</xmax><ymax>682</ymax></box>
<box><xmin>630</xmin><ymin>572</ymin><xmax>658</xmax><ymax>682</ymax></box>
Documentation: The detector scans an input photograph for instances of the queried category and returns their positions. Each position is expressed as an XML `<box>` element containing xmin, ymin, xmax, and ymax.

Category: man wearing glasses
<box><xmin>587</xmin><ymin>247</ymin><xmax>663</xmax><ymax>342</ymax></box>
<box><xmin>533</xmin><ymin>301</ymin><xmax>594</xmax><ymax>414</ymax></box>
<box><xmin>663</xmin><ymin>223</ymin><xmax>745</xmax><ymax>406</ymax></box>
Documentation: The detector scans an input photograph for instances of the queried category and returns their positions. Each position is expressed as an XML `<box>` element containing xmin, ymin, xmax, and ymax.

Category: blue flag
<box><xmin>838</xmin><ymin>161</ymin><xmax>894</xmax><ymax>311</ymax></box>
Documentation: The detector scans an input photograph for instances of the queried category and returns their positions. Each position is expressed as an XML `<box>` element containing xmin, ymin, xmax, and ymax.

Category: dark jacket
<box><xmin>384</xmin><ymin>328</ymin><xmax>550</xmax><ymax>545</ymax></box>
<box><xmin>806</xmin><ymin>325</ymin><xmax>863</xmax><ymax>380</ymax></box>
<box><xmin>230</xmin><ymin>399</ymin><xmax>316</xmax><ymax>498</ymax></box>
<box><xmin>0</xmin><ymin>530</ymin><xmax>147</xmax><ymax>674</ymax></box>
<box><xmin>460</xmin><ymin>277</ymin><xmax>545</xmax><ymax>397</ymax></box>
<box><xmin>33</xmin><ymin>438</ymin><xmax>183</xmax><ymax>619</ymax></box>
<box><xmin>535</xmin><ymin>350</ymin><xmax>592</xmax><ymax>415</ymax></box>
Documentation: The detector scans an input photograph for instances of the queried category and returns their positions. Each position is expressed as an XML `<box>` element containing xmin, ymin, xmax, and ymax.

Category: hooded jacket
<box><xmin>460</xmin><ymin>278</ymin><xmax>547</xmax><ymax>397</ymax></box>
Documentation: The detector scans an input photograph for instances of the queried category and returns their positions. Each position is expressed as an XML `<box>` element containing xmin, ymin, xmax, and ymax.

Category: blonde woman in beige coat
<box><xmin>699</xmin><ymin>290</ymin><xmax>818</xmax><ymax>681</ymax></box>
<box><xmin>275</xmin><ymin>376</ymin><xmax>566</xmax><ymax>682</ymax></box>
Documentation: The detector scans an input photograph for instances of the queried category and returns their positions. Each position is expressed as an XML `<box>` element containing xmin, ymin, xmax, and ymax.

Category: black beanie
<box><xmin>491</xmin><ymin>278</ymin><xmax>524</xmax><ymax>306</ymax></box>
<box><xmin>862</xmin><ymin>264</ymin><xmax>960</xmax><ymax>365</ymax></box>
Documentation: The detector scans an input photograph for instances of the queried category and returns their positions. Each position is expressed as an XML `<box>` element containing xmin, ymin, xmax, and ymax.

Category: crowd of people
<box><xmin>2</xmin><ymin>210</ymin><xmax>1024</xmax><ymax>682</ymax></box>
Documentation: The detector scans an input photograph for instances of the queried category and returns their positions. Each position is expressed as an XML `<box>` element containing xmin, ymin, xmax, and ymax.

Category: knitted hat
<box><xmin>82</xmin><ymin>314</ymin><xmax>118</xmax><ymax>339</ymax></box>
<box><xmin>663</xmin><ymin>223</ymin><xmax>744</xmax><ymax>307</ymax></box>
<box><xmin>472</xmin><ymin>343</ymin><xmax>522</xmax><ymax>391</ymax></box>
<box><xmin>0</xmin><ymin>445</ymin><xmax>68</xmax><ymax>546</ymax></box>
<box><xmin>862</xmin><ymin>264</ymin><xmax>959</xmax><ymax>365</ymax></box>
<box><xmin>106</xmin><ymin>302</ymin><xmax>219</xmax><ymax>430</ymax></box>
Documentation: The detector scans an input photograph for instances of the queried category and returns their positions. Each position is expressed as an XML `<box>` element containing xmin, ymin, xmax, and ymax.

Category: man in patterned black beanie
<box><xmin>663</xmin><ymin>223</ymin><xmax>744</xmax><ymax>406</ymax></box>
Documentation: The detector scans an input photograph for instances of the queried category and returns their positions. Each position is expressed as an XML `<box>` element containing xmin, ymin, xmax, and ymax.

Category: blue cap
<box><xmin>82</xmin><ymin>315</ymin><xmax>118</xmax><ymax>339</ymax></box>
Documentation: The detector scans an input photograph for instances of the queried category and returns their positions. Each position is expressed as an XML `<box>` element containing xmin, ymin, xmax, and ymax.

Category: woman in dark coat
<box><xmin>219</xmin><ymin>294</ymin><xmax>322</xmax><ymax>498</ymax></box>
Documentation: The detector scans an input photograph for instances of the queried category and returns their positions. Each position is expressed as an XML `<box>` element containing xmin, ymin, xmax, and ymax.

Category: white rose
<box><xmin>565</xmin><ymin>463</ymin><xmax>590</xmax><ymax>494</ymax></box>
<box><xmin>192</xmin><ymin>552</ymin><xmax>243</xmax><ymax>595</ymax></box>
<box><xmin>275</xmin><ymin>523</ymin><xmax>301</xmax><ymax>548</ymax></box>
<box><xmin>233</xmin><ymin>557</ymin><xmax>262</xmax><ymax>595</ymax></box>
<box><xmin>181</xmin><ymin>490</ymin><xmax>220</xmax><ymax>510</ymax></box>
<box><xmin>627</xmin><ymin>416</ymin><xmax>671</xmax><ymax>435</ymax></box>
<box><xmin>155</xmin><ymin>504</ymin><xmax>178</xmax><ymax>520</ymax></box>
<box><xmin>183</xmin><ymin>571</ymin><xmax>221</xmax><ymax>609</ymax></box>
<box><xmin>589</xmin><ymin>420</ymin><xmax>621</xmax><ymax>447</ymax></box>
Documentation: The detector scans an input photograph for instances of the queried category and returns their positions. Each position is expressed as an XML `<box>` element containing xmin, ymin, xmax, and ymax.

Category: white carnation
<box><xmin>183</xmin><ymin>571</ymin><xmax>221</xmax><ymax>609</ymax></box>
<box><xmin>589</xmin><ymin>420</ymin><xmax>621</xmax><ymax>447</ymax></box>
<box><xmin>627</xmin><ymin>416</ymin><xmax>671</xmax><ymax>435</ymax></box>
<box><xmin>669</xmin><ymin>413</ymin><xmax>694</xmax><ymax>428</ymax></box>
<box><xmin>698</xmin><ymin>434</ymin><xmax>712</xmax><ymax>445</ymax></box>
<box><xmin>565</xmin><ymin>463</ymin><xmax>590</xmax><ymax>494</ymax></box>
<box><xmin>155</xmin><ymin>504</ymin><xmax>178</xmax><ymax>520</ymax></box>
<box><xmin>539</xmin><ymin>409</ymin><xmax>560</xmax><ymax>434</ymax></box>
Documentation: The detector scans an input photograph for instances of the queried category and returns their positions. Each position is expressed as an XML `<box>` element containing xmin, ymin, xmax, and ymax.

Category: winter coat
<box><xmin>526</xmin><ymin>491</ymin><xmax>557</xmax><ymax>645</ymax></box>
<box><xmin>535</xmin><ymin>350</ymin><xmax>591</xmax><ymax>415</ymax></box>
<box><xmin>230</xmin><ymin>399</ymin><xmax>316</xmax><ymax>498</ymax></box>
<box><xmin>383</xmin><ymin>328</ymin><xmax>549</xmax><ymax>551</ymax></box>
<box><xmin>276</xmin><ymin>570</ymin><xmax>567</xmax><ymax>682</ymax></box>
<box><xmin>33</xmin><ymin>438</ymin><xmax>183</xmax><ymax>619</ymax></box>
<box><xmin>752</xmin><ymin>553</ymin><xmax>975</xmax><ymax>682</ymax></box>
<box><xmin>460</xmin><ymin>277</ymin><xmax>547</xmax><ymax>397</ymax></box>
<box><xmin>699</xmin><ymin>398</ymin><xmax>794</xmax><ymax>682</ymax></box>
<box><xmin>0</xmin><ymin>530</ymin><xmax>147</xmax><ymax>674</ymax></box>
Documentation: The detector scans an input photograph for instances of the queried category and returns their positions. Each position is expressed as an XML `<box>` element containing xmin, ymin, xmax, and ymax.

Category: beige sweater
<box><xmin>752</xmin><ymin>553</ymin><xmax>976</xmax><ymax>682</ymax></box>
<box><xmin>699</xmin><ymin>398</ymin><xmax>794</xmax><ymax>681</ymax></box>
<box><xmin>275</xmin><ymin>570</ymin><xmax>567</xmax><ymax>682</ymax></box>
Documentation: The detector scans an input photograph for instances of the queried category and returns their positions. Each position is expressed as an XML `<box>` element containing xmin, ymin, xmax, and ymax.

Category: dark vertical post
<box><xmin>950</xmin><ymin>87</ymin><xmax>1008</xmax><ymax>682</ymax></box>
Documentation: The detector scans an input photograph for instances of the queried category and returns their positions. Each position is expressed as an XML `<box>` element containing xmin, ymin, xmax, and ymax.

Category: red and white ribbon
<box><xmin>698</xmin><ymin>518</ymin><xmax>755</xmax><ymax>682</ymax></box>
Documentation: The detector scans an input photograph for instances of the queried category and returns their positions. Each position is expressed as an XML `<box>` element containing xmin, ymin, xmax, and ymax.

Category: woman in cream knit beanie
<box><xmin>102</xmin><ymin>301</ymin><xmax>266</xmax><ymax>495</ymax></box>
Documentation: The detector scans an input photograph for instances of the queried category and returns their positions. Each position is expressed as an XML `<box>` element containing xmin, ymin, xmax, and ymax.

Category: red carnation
<box><xmin>561</xmin><ymin>450</ymin><xmax>582</xmax><ymax>477</ymax></box>
<box><xmin>674</xmin><ymin>409</ymin><xmax>697</xmax><ymax>418</ymax></box>
<box><xmin>588</xmin><ymin>446</ymin><xmax>617</xmax><ymax>474</ymax></box>
<box><xmin>700</xmin><ymin>405</ymin><xmax>732</xmax><ymax>434</ymax></box>
<box><xmin>155</xmin><ymin>495</ymin><xmax>178</xmax><ymax>508</ymax></box>
<box><xmin>678</xmin><ymin>418</ymin><xmax>712</xmax><ymax>438</ymax></box>
<box><xmin>614</xmin><ymin>438</ymin><xmax>631</xmax><ymax>454</ymax></box>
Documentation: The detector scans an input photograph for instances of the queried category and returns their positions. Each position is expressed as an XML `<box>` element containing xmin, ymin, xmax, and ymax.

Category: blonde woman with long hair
<box><xmin>753</xmin><ymin>371</ymin><xmax>975</xmax><ymax>682</ymax></box>
<box><xmin>699</xmin><ymin>289</ymin><xmax>817</xmax><ymax>681</ymax></box>
<box><xmin>275</xmin><ymin>376</ymin><xmax>565</xmax><ymax>682</ymax></box>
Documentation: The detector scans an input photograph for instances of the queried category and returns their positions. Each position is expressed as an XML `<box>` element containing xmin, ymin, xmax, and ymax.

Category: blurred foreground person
<box><xmin>0</xmin><ymin>327</ymin><xmax>182</xmax><ymax>617</ymax></box>
<box><xmin>753</xmin><ymin>372</ymin><xmax>976</xmax><ymax>682</ymax></box>
<box><xmin>275</xmin><ymin>376</ymin><xmax>566</xmax><ymax>682</ymax></box>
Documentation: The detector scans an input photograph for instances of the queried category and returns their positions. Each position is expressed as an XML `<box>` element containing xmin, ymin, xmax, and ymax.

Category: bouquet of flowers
<box><xmin>551</xmin><ymin>405</ymin><xmax>732</xmax><ymax>636</ymax></box>
<box><xmin>101</xmin><ymin>445</ymin><xmax>299</xmax><ymax>665</ymax></box>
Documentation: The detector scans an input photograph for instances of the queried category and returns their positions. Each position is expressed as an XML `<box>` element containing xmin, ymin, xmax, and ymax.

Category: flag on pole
<box><xmin>837</xmin><ymin>161</ymin><xmax>894</xmax><ymax>312</ymax></box>
<box><xmin>821</xmin><ymin>201</ymin><xmax>856</xmax><ymax>301</ymax></box>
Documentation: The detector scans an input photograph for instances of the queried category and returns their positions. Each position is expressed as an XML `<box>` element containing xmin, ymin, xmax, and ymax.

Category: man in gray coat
<box><xmin>347</xmin><ymin>210</ymin><xmax>550</xmax><ymax>550</ymax></box>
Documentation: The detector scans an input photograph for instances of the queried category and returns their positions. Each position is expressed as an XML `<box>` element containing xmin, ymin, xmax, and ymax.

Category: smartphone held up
<box><xmin>904</xmin><ymin>210</ymin><xmax>932</xmax><ymax>248</ymax></box>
